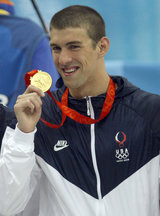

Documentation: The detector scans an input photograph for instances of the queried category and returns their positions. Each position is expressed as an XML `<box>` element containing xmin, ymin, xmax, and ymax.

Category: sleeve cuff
<box><xmin>11</xmin><ymin>125</ymin><xmax>37</xmax><ymax>151</ymax></box>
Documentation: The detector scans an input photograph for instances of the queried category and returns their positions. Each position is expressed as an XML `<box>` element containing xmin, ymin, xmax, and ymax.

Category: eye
<box><xmin>69</xmin><ymin>45</ymin><xmax>80</xmax><ymax>50</ymax></box>
<box><xmin>52</xmin><ymin>46</ymin><xmax>61</xmax><ymax>53</ymax></box>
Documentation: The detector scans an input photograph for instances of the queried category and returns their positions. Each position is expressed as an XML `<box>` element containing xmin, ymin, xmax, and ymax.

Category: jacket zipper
<box><xmin>86</xmin><ymin>96</ymin><xmax>91</xmax><ymax>116</ymax></box>
<box><xmin>86</xmin><ymin>96</ymin><xmax>102</xmax><ymax>200</ymax></box>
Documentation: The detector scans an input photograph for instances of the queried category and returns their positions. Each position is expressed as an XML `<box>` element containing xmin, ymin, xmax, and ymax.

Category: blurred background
<box><xmin>12</xmin><ymin>0</ymin><xmax>160</xmax><ymax>93</ymax></box>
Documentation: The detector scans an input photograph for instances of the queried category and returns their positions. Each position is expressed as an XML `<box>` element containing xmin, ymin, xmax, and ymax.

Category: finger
<box><xmin>14</xmin><ymin>98</ymin><xmax>35</xmax><ymax>114</ymax></box>
<box><xmin>16</xmin><ymin>92</ymin><xmax>42</xmax><ymax>103</ymax></box>
<box><xmin>29</xmin><ymin>95</ymin><xmax>42</xmax><ymax>113</ymax></box>
<box><xmin>15</xmin><ymin>94</ymin><xmax>42</xmax><ymax>114</ymax></box>
<box><xmin>24</xmin><ymin>85</ymin><xmax>45</xmax><ymax>97</ymax></box>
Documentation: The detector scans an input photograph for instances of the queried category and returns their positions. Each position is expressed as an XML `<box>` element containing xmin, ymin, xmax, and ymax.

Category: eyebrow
<box><xmin>50</xmin><ymin>43</ymin><xmax>57</xmax><ymax>47</ymax></box>
<box><xmin>50</xmin><ymin>41</ymin><xmax>82</xmax><ymax>47</ymax></box>
<box><xmin>66</xmin><ymin>41</ymin><xmax>82</xmax><ymax>45</ymax></box>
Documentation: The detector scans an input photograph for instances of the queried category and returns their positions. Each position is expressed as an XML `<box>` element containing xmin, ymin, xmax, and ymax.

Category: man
<box><xmin>0</xmin><ymin>0</ymin><xmax>59</xmax><ymax>108</ymax></box>
<box><xmin>0</xmin><ymin>5</ymin><xmax>160</xmax><ymax>216</ymax></box>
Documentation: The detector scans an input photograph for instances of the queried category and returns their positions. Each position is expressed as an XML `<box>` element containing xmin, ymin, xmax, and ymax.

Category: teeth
<box><xmin>64</xmin><ymin>68</ymin><xmax>76</xmax><ymax>73</ymax></box>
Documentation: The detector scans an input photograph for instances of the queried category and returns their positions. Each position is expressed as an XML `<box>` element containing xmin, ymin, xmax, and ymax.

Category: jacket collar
<box><xmin>56</xmin><ymin>76</ymin><xmax>139</xmax><ymax>100</ymax></box>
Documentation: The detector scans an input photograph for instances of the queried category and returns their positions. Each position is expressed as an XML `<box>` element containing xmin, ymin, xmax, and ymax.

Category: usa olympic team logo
<box><xmin>115</xmin><ymin>131</ymin><xmax>126</xmax><ymax>147</ymax></box>
<box><xmin>115</xmin><ymin>131</ymin><xmax>129</xmax><ymax>162</ymax></box>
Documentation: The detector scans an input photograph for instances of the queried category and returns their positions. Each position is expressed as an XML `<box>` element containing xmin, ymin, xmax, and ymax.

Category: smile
<box><xmin>63</xmin><ymin>67</ymin><xmax>79</xmax><ymax>77</ymax></box>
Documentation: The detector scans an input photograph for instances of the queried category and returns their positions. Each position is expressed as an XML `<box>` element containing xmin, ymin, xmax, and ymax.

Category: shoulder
<box><xmin>124</xmin><ymin>86</ymin><xmax>160</xmax><ymax>120</ymax></box>
<box><xmin>114</xmin><ymin>76</ymin><xmax>160</xmax><ymax>114</ymax></box>
<box><xmin>8</xmin><ymin>15</ymin><xmax>44</xmax><ymax>31</ymax></box>
<box><xmin>1</xmin><ymin>15</ymin><xmax>46</xmax><ymax>39</ymax></box>
<box><xmin>115</xmin><ymin>76</ymin><xmax>160</xmax><ymax>135</ymax></box>
<box><xmin>131</xmin><ymin>89</ymin><xmax>160</xmax><ymax>134</ymax></box>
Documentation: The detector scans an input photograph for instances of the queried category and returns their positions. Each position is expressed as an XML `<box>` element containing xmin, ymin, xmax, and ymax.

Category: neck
<box><xmin>69</xmin><ymin>72</ymin><xmax>110</xmax><ymax>99</ymax></box>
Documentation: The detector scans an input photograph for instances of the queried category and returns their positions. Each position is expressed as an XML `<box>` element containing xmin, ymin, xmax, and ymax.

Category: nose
<box><xmin>58</xmin><ymin>49</ymin><xmax>72</xmax><ymax>65</ymax></box>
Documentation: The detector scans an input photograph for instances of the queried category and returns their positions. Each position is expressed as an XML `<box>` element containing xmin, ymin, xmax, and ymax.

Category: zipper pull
<box><xmin>86</xmin><ymin>96</ymin><xmax>91</xmax><ymax>116</ymax></box>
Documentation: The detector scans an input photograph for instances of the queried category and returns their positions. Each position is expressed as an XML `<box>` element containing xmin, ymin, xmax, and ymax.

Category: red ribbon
<box><xmin>25</xmin><ymin>70</ymin><xmax>116</xmax><ymax>128</ymax></box>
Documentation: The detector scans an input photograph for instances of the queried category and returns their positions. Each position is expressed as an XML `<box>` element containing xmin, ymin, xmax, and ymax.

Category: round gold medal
<box><xmin>30</xmin><ymin>70</ymin><xmax>52</xmax><ymax>92</ymax></box>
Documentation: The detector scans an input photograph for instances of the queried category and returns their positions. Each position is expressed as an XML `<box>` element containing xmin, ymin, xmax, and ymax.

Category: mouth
<box><xmin>62</xmin><ymin>67</ymin><xmax>80</xmax><ymax>77</ymax></box>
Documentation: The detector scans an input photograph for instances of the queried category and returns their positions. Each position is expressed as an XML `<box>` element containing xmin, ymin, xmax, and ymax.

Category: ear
<box><xmin>96</xmin><ymin>37</ymin><xmax>110</xmax><ymax>58</ymax></box>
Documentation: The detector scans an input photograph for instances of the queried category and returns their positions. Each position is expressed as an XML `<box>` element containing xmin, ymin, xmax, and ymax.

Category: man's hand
<box><xmin>14</xmin><ymin>85</ymin><xmax>45</xmax><ymax>133</ymax></box>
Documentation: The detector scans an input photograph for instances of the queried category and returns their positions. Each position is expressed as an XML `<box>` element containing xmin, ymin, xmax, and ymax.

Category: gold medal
<box><xmin>30</xmin><ymin>70</ymin><xmax>52</xmax><ymax>92</ymax></box>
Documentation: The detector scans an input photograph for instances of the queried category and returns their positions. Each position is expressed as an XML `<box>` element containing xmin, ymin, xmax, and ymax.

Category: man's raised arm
<box><xmin>0</xmin><ymin>85</ymin><xmax>44</xmax><ymax>215</ymax></box>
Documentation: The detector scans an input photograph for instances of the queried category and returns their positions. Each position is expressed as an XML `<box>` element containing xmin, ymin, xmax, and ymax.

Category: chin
<box><xmin>64</xmin><ymin>82</ymin><xmax>78</xmax><ymax>89</ymax></box>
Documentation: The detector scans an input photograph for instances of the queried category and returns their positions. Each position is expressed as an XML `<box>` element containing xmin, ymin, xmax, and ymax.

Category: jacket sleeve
<box><xmin>0</xmin><ymin>126</ymin><xmax>42</xmax><ymax>215</ymax></box>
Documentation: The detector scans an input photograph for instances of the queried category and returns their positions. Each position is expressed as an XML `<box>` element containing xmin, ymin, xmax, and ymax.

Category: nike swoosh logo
<box><xmin>54</xmin><ymin>141</ymin><xmax>69</xmax><ymax>151</ymax></box>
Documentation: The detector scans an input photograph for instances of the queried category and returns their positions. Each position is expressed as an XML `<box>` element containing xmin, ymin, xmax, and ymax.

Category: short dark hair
<box><xmin>50</xmin><ymin>5</ymin><xmax>106</xmax><ymax>47</ymax></box>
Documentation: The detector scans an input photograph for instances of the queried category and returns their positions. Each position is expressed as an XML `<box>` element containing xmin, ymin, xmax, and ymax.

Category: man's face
<box><xmin>50</xmin><ymin>27</ymin><xmax>100</xmax><ymax>90</ymax></box>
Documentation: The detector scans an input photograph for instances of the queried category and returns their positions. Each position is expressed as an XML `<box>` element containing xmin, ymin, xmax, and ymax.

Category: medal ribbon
<box><xmin>25</xmin><ymin>70</ymin><xmax>116</xmax><ymax>128</ymax></box>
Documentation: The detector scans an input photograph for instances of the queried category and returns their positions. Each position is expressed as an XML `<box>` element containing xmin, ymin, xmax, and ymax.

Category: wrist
<box><xmin>17</xmin><ymin>123</ymin><xmax>36</xmax><ymax>133</ymax></box>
